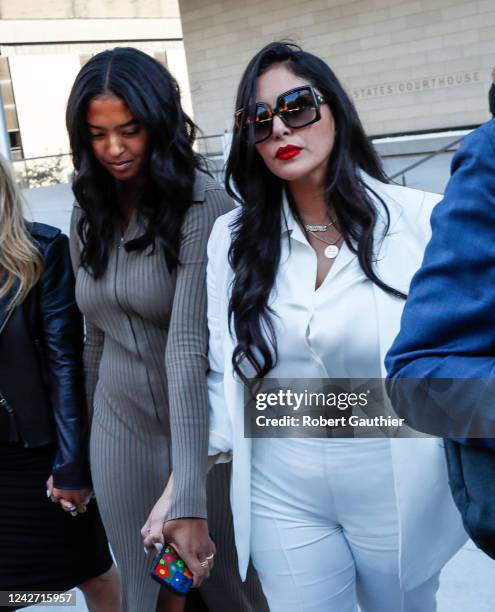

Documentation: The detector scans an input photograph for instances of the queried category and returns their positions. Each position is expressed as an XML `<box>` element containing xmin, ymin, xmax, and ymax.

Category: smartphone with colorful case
<box><xmin>150</xmin><ymin>543</ymin><xmax>193</xmax><ymax>596</ymax></box>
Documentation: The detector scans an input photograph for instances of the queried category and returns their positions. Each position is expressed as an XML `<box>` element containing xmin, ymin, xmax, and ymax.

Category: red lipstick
<box><xmin>275</xmin><ymin>145</ymin><xmax>302</xmax><ymax>160</ymax></box>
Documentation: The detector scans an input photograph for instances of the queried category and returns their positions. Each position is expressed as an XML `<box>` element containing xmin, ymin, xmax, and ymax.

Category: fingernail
<box><xmin>154</xmin><ymin>542</ymin><xmax>162</xmax><ymax>553</ymax></box>
<box><xmin>46</xmin><ymin>490</ymin><xmax>51</xmax><ymax>498</ymax></box>
<box><xmin>143</xmin><ymin>547</ymin><xmax>149</xmax><ymax>556</ymax></box>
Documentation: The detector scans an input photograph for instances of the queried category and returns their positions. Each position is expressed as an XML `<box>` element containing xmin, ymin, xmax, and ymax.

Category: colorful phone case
<box><xmin>150</xmin><ymin>543</ymin><xmax>193</xmax><ymax>596</ymax></box>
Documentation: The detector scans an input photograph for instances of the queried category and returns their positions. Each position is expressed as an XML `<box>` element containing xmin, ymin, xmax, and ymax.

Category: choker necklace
<box><xmin>303</xmin><ymin>218</ymin><xmax>337</xmax><ymax>233</ymax></box>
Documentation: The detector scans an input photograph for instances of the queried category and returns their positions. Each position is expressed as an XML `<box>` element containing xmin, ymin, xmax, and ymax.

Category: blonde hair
<box><xmin>0</xmin><ymin>154</ymin><xmax>42</xmax><ymax>310</ymax></box>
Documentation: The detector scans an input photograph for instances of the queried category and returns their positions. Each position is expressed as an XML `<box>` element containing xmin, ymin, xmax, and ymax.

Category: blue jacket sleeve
<box><xmin>386</xmin><ymin>120</ymin><xmax>495</xmax><ymax>447</ymax></box>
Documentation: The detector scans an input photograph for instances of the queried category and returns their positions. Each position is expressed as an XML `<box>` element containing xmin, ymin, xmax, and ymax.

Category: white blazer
<box><xmin>206</xmin><ymin>175</ymin><xmax>467</xmax><ymax>590</ymax></box>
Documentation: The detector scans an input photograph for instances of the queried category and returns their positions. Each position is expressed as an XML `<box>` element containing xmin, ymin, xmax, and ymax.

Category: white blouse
<box><xmin>268</xmin><ymin>198</ymin><xmax>382</xmax><ymax>381</ymax></box>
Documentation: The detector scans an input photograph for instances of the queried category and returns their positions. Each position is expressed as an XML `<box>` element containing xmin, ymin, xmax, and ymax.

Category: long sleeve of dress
<box><xmin>69</xmin><ymin>205</ymin><xmax>104</xmax><ymax>419</ymax></box>
<box><xmin>166</xmin><ymin>184</ymin><xmax>234</xmax><ymax>520</ymax></box>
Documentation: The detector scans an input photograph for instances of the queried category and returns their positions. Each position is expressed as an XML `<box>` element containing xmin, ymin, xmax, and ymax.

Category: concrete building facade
<box><xmin>0</xmin><ymin>0</ymin><xmax>191</xmax><ymax>184</ymax></box>
<box><xmin>0</xmin><ymin>0</ymin><xmax>179</xmax><ymax>19</ymax></box>
<box><xmin>177</xmin><ymin>0</ymin><xmax>495</xmax><ymax>138</ymax></box>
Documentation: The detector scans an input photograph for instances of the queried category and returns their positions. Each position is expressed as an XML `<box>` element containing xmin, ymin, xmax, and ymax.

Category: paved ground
<box><xmin>24</xmin><ymin>183</ymin><xmax>74</xmax><ymax>236</ymax></box>
<box><xmin>25</xmin><ymin>183</ymin><xmax>495</xmax><ymax>612</ymax></box>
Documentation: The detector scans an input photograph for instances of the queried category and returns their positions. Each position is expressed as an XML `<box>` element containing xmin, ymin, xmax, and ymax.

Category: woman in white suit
<box><xmin>146</xmin><ymin>41</ymin><xmax>467</xmax><ymax>611</ymax></box>
<box><xmin>205</xmin><ymin>42</ymin><xmax>467</xmax><ymax>612</ymax></box>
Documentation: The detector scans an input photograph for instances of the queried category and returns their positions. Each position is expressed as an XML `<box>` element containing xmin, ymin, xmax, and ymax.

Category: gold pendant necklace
<box><xmin>308</xmin><ymin>231</ymin><xmax>342</xmax><ymax>259</ymax></box>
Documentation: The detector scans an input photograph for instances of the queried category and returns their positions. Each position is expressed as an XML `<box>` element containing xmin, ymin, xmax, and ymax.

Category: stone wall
<box><xmin>178</xmin><ymin>0</ymin><xmax>495</xmax><ymax>136</ymax></box>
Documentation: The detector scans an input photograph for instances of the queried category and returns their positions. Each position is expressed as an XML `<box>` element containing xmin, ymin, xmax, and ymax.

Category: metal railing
<box><xmin>196</xmin><ymin>133</ymin><xmax>225</xmax><ymax>157</ymax></box>
<box><xmin>389</xmin><ymin>135</ymin><xmax>465</xmax><ymax>186</ymax></box>
<box><xmin>196</xmin><ymin>133</ymin><xmax>231</xmax><ymax>182</ymax></box>
<box><xmin>197</xmin><ymin>131</ymin><xmax>469</xmax><ymax>188</ymax></box>
<box><xmin>14</xmin><ymin>132</ymin><xmax>464</xmax><ymax>192</ymax></box>
<box><xmin>12</xmin><ymin>138</ymin><xmax>232</xmax><ymax>190</ymax></box>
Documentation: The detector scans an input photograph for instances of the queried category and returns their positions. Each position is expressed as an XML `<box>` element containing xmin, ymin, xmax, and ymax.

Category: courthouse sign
<box><xmin>352</xmin><ymin>70</ymin><xmax>481</xmax><ymax>100</ymax></box>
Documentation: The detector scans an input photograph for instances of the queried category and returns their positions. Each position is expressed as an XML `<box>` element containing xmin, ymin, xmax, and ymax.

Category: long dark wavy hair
<box><xmin>66</xmin><ymin>47</ymin><xmax>205</xmax><ymax>278</ymax></box>
<box><xmin>226</xmin><ymin>41</ymin><xmax>403</xmax><ymax>383</ymax></box>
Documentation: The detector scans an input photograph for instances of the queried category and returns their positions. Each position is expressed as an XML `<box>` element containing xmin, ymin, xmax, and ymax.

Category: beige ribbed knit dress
<box><xmin>69</xmin><ymin>172</ymin><xmax>267</xmax><ymax>612</ymax></box>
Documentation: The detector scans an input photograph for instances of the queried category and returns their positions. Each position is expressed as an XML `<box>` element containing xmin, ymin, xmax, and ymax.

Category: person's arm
<box><xmin>69</xmin><ymin>206</ymin><xmax>104</xmax><ymax>421</ymax></box>
<box><xmin>159</xmin><ymin>185</ymin><xmax>233</xmax><ymax>585</ymax></box>
<box><xmin>142</xmin><ymin>213</ymin><xmax>233</xmax><ymax>546</ymax></box>
<box><xmin>143</xmin><ymin>201</ymin><xmax>233</xmax><ymax>585</ymax></box>
<box><xmin>386</xmin><ymin>124</ymin><xmax>495</xmax><ymax>443</ymax></box>
<box><xmin>38</xmin><ymin>232</ymin><xmax>91</xmax><ymax>492</ymax></box>
<box><xmin>165</xmin><ymin>187</ymin><xmax>234</xmax><ymax>521</ymax></box>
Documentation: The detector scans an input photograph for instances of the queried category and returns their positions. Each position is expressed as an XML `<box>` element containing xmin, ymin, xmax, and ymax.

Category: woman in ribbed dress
<box><xmin>66</xmin><ymin>47</ymin><xmax>266</xmax><ymax>612</ymax></box>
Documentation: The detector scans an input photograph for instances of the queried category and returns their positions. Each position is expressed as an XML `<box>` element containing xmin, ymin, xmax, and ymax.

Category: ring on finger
<box><xmin>205</xmin><ymin>553</ymin><xmax>214</xmax><ymax>561</ymax></box>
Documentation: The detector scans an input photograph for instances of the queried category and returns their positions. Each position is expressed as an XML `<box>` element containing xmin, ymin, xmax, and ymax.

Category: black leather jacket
<box><xmin>0</xmin><ymin>222</ymin><xmax>90</xmax><ymax>489</ymax></box>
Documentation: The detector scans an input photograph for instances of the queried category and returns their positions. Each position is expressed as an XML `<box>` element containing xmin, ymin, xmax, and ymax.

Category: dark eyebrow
<box><xmin>87</xmin><ymin>119</ymin><xmax>139</xmax><ymax>130</ymax></box>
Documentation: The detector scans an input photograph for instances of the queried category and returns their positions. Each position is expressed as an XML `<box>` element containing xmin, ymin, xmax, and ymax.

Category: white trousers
<box><xmin>250</xmin><ymin>438</ymin><xmax>440</xmax><ymax>612</ymax></box>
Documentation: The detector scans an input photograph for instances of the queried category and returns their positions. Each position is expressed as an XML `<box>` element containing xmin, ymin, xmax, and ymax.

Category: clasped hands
<box><xmin>46</xmin><ymin>475</ymin><xmax>93</xmax><ymax>517</ymax></box>
<box><xmin>141</xmin><ymin>475</ymin><xmax>216</xmax><ymax>588</ymax></box>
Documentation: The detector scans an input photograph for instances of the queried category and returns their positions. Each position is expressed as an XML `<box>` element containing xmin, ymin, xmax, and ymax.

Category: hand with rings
<box><xmin>200</xmin><ymin>552</ymin><xmax>215</xmax><ymax>568</ymax></box>
<box><xmin>163</xmin><ymin>518</ymin><xmax>216</xmax><ymax>587</ymax></box>
<box><xmin>46</xmin><ymin>476</ymin><xmax>93</xmax><ymax>517</ymax></box>
<box><xmin>141</xmin><ymin>474</ymin><xmax>216</xmax><ymax>585</ymax></box>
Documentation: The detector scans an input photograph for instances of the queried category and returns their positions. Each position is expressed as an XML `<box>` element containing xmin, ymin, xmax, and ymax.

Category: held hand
<box><xmin>141</xmin><ymin>490</ymin><xmax>173</xmax><ymax>554</ymax></box>
<box><xmin>46</xmin><ymin>475</ymin><xmax>92</xmax><ymax>516</ymax></box>
<box><xmin>163</xmin><ymin>518</ymin><xmax>216</xmax><ymax>588</ymax></box>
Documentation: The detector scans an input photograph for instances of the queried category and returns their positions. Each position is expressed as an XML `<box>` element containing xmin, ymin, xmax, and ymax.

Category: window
<box><xmin>0</xmin><ymin>56</ymin><xmax>23</xmax><ymax>160</ymax></box>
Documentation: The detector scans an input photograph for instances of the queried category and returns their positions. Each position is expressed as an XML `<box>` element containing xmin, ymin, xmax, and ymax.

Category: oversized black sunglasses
<box><xmin>235</xmin><ymin>85</ymin><xmax>326</xmax><ymax>144</ymax></box>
